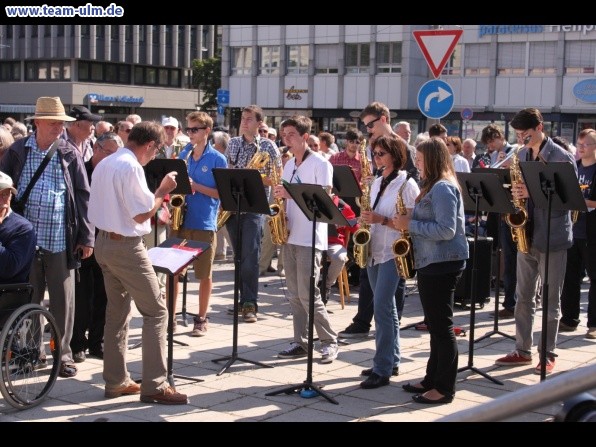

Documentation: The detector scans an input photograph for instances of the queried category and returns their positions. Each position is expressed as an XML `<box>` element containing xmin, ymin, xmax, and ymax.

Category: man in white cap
<box><xmin>64</xmin><ymin>105</ymin><xmax>102</xmax><ymax>162</ymax></box>
<box><xmin>158</xmin><ymin>116</ymin><xmax>184</xmax><ymax>159</ymax></box>
<box><xmin>0</xmin><ymin>96</ymin><xmax>95</xmax><ymax>378</ymax></box>
<box><xmin>0</xmin><ymin>170</ymin><xmax>36</xmax><ymax>284</ymax></box>
<box><xmin>267</xmin><ymin>127</ymin><xmax>278</xmax><ymax>143</ymax></box>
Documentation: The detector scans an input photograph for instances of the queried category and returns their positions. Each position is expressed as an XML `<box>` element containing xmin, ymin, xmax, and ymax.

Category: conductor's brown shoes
<box><xmin>140</xmin><ymin>386</ymin><xmax>188</xmax><ymax>405</ymax></box>
<box><xmin>104</xmin><ymin>381</ymin><xmax>141</xmax><ymax>399</ymax></box>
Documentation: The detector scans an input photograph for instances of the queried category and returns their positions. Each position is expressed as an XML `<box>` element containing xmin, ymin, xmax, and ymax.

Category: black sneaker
<box><xmin>338</xmin><ymin>323</ymin><xmax>370</xmax><ymax>339</ymax></box>
<box><xmin>278</xmin><ymin>344</ymin><xmax>308</xmax><ymax>359</ymax></box>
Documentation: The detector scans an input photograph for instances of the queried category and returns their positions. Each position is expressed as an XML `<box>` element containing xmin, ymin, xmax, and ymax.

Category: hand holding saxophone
<box><xmin>392</xmin><ymin>209</ymin><xmax>411</xmax><ymax>229</ymax></box>
<box><xmin>273</xmin><ymin>184</ymin><xmax>289</xmax><ymax>200</ymax></box>
<box><xmin>511</xmin><ymin>181</ymin><xmax>529</xmax><ymax>200</ymax></box>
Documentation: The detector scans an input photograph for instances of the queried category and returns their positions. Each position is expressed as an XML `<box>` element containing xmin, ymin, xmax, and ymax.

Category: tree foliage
<box><xmin>192</xmin><ymin>57</ymin><xmax>221</xmax><ymax>110</ymax></box>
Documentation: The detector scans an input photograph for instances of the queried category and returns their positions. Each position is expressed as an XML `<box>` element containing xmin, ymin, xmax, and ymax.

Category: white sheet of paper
<box><xmin>147</xmin><ymin>247</ymin><xmax>198</xmax><ymax>274</ymax></box>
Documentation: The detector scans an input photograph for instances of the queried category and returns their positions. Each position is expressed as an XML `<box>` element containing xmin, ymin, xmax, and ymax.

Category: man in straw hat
<box><xmin>0</xmin><ymin>170</ymin><xmax>37</xmax><ymax>284</ymax></box>
<box><xmin>0</xmin><ymin>96</ymin><xmax>95</xmax><ymax>378</ymax></box>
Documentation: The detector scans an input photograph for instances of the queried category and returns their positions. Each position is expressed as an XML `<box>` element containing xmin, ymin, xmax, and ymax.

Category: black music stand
<box><xmin>472</xmin><ymin>168</ymin><xmax>516</xmax><ymax>343</ymax></box>
<box><xmin>210</xmin><ymin>168</ymin><xmax>274</xmax><ymax>375</ymax></box>
<box><xmin>520</xmin><ymin>161</ymin><xmax>586</xmax><ymax>382</ymax></box>
<box><xmin>321</xmin><ymin>166</ymin><xmax>361</xmax><ymax>305</ymax></box>
<box><xmin>144</xmin><ymin>159</ymin><xmax>192</xmax><ymax>246</ymax></box>
<box><xmin>266</xmin><ymin>183</ymin><xmax>348</xmax><ymax>405</ymax></box>
<box><xmin>457</xmin><ymin>172</ymin><xmax>516</xmax><ymax>385</ymax></box>
<box><xmin>150</xmin><ymin>237</ymin><xmax>209</xmax><ymax>386</ymax></box>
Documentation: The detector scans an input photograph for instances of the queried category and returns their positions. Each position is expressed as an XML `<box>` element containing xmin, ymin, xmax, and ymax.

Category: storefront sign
<box><xmin>284</xmin><ymin>86</ymin><xmax>308</xmax><ymax>100</ymax></box>
<box><xmin>479</xmin><ymin>24</ymin><xmax>595</xmax><ymax>38</ymax></box>
<box><xmin>87</xmin><ymin>93</ymin><xmax>144</xmax><ymax>105</ymax></box>
<box><xmin>573</xmin><ymin>79</ymin><xmax>596</xmax><ymax>103</ymax></box>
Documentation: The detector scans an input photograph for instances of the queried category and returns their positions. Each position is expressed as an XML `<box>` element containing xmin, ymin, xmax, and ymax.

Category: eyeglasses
<box><xmin>185</xmin><ymin>126</ymin><xmax>207</xmax><ymax>134</ymax></box>
<box><xmin>372</xmin><ymin>151</ymin><xmax>387</xmax><ymax>157</ymax></box>
<box><xmin>577</xmin><ymin>142</ymin><xmax>596</xmax><ymax>149</ymax></box>
<box><xmin>363</xmin><ymin>117</ymin><xmax>381</xmax><ymax>129</ymax></box>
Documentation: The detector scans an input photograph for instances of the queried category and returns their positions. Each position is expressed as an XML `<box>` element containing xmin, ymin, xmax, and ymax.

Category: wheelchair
<box><xmin>0</xmin><ymin>283</ymin><xmax>61</xmax><ymax>409</ymax></box>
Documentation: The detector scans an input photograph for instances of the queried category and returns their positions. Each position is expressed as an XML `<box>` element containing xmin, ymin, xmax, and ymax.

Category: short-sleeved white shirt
<box><xmin>89</xmin><ymin>147</ymin><xmax>155</xmax><ymax>236</ymax></box>
<box><xmin>282</xmin><ymin>151</ymin><xmax>333</xmax><ymax>250</ymax></box>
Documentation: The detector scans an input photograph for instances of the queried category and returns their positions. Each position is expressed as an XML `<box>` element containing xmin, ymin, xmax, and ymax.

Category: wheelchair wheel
<box><xmin>0</xmin><ymin>304</ymin><xmax>62</xmax><ymax>409</ymax></box>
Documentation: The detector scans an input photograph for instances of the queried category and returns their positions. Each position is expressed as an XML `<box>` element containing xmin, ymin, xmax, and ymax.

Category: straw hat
<box><xmin>25</xmin><ymin>97</ymin><xmax>76</xmax><ymax>122</ymax></box>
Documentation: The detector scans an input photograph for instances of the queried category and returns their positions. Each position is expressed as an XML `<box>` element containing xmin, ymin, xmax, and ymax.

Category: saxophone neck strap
<box><xmin>372</xmin><ymin>169</ymin><xmax>398</xmax><ymax>210</ymax></box>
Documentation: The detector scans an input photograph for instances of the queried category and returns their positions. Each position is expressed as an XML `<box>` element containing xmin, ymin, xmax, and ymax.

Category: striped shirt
<box><xmin>18</xmin><ymin>135</ymin><xmax>66</xmax><ymax>252</ymax></box>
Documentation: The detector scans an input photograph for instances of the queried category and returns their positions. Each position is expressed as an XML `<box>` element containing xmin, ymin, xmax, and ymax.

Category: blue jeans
<box><xmin>367</xmin><ymin>260</ymin><xmax>400</xmax><ymax>377</ymax></box>
<box><xmin>352</xmin><ymin>268</ymin><xmax>406</xmax><ymax>330</ymax></box>
<box><xmin>226</xmin><ymin>212</ymin><xmax>264</xmax><ymax>309</ymax></box>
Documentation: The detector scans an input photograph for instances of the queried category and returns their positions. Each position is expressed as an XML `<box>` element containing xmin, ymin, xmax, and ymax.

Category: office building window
<box><xmin>0</xmin><ymin>62</ymin><xmax>21</xmax><ymax>81</ymax></box>
<box><xmin>158</xmin><ymin>68</ymin><xmax>169</xmax><ymax>85</ymax></box>
<box><xmin>6</xmin><ymin>25</ymin><xmax>12</xmax><ymax>39</ymax></box>
<box><xmin>565</xmin><ymin>40</ymin><xmax>596</xmax><ymax>74</ymax></box>
<box><xmin>442</xmin><ymin>42</ymin><xmax>462</xmax><ymax>76</ymax></box>
<box><xmin>25</xmin><ymin>60</ymin><xmax>70</xmax><ymax>81</ymax></box>
<box><xmin>111</xmin><ymin>25</ymin><xmax>119</xmax><ymax>40</ymax></box>
<box><xmin>125</xmin><ymin>26</ymin><xmax>132</xmax><ymax>42</ymax></box>
<box><xmin>31</xmin><ymin>25</ymin><xmax>38</xmax><ymax>38</ymax></box>
<box><xmin>345</xmin><ymin>43</ymin><xmax>370</xmax><ymax>74</ymax></box>
<box><xmin>464</xmin><ymin>43</ymin><xmax>490</xmax><ymax>76</ymax></box>
<box><xmin>49</xmin><ymin>61</ymin><xmax>61</xmax><ymax>80</ymax></box>
<box><xmin>170</xmin><ymin>69</ymin><xmax>180</xmax><ymax>87</ymax></box>
<box><xmin>315</xmin><ymin>44</ymin><xmax>338</xmax><ymax>74</ymax></box>
<box><xmin>152</xmin><ymin>25</ymin><xmax>159</xmax><ymax>45</ymax></box>
<box><xmin>138</xmin><ymin>25</ymin><xmax>145</xmax><ymax>43</ymax></box>
<box><xmin>105</xmin><ymin>64</ymin><xmax>117</xmax><ymax>82</ymax></box>
<box><xmin>57</xmin><ymin>25</ymin><xmax>65</xmax><ymax>37</ymax></box>
<box><xmin>287</xmin><ymin>45</ymin><xmax>309</xmax><ymax>74</ymax></box>
<box><xmin>376</xmin><ymin>42</ymin><xmax>402</xmax><ymax>73</ymax></box>
<box><xmin>497</xmin><ymin>42</ymin><xmax>526</xmax><ymax>75</ymax></box>
<box><xmin>231</xmin><ymin>47</ymin><xmax>252</xmax><ymax>75</ymax></box>
<box><xmin>119</xmin><ymin>65</ymin><xmax>130</xmax><ymax>83</ymax></box>
<box><xmin>91</xmin><ymin>63</ymin><xmax>103</xmax><ymax>81</ymax></box>
<box><xmin>96</xmin><ymin>25</ymin><xmax>105</xmax><ymax>39</ymax></box>
<box><xmin>134</xmin><ymin>66</ymin><xmax>143</xmax><ymax>84</ymax></box>
<box><xmin>146</xmin><ymin>67</ymin><xmax>157</xmax><ymax>85</ymax></box>
<box><xmin>81</xmin><ymin>25</ymin><xmax>90</xmax><ymax>37</ymax></box>
<box><xmin>529</xmin><ymin>41</ymin><xmax>557</xmax><ymax>75</ymax></box>
<box><xmin>259</xmin><ymin>46</ymin><xmax>280</xmax><ymax>75</ymax></box>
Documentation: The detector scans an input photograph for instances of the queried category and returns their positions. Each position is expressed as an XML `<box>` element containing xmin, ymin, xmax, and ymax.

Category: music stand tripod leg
<box><xmin>457</xmin><ymin>194</ymin><xmax>503</xmax><ymax>385</ymax></box>
<box><xmin>211</xmin><ymin>209</ymin><xmax>273</xmax><ymax>375</ymax></box>
<box><xmin>265</xmin><ymin>202</ymin><xmax>338</xmax><ymax>404</ymax></box>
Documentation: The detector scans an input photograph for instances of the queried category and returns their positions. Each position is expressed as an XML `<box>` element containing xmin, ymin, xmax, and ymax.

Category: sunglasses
<box><xmin>186</xmin><ymin>126</ymin><xmax>207</xmax><ymax>134</ymax></box>
<box><xmin>372</xmin><ymin>151</ymin><xmax>387</xmax><ymax>157</ymax></box>
<box><xmin>363</xmin><ymin>117</ymin><xmax>381</xmax><ymax>129</ymax></box>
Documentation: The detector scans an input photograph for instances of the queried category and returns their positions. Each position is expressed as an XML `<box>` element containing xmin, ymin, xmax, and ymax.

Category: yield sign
<box><xmin>413</xmin><ymin>29</ymin><xmax>463</xmax><ymax>78</ymax></box>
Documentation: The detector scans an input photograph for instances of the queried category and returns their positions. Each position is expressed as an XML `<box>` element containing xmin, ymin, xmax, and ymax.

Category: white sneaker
<box><xmin>320</xmin><ymin>344</ymin><xmax>339</xmax><ymax>364</ymax></box>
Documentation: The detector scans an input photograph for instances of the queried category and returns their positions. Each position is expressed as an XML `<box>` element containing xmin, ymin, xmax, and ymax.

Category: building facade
<box><xmin>221</xmin><ymin>25</ymin><xmax>596</xmax><ymax>147</ymax></box>
<box><xmin>0</xmin><ymin>25</ymin><xmax>218</xmax><ymax>125</ymax></box>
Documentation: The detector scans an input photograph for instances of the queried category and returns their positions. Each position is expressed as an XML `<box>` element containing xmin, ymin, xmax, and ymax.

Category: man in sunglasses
<box><xmin>225</xmin><ymin>105</ymin><xmax>281</xmax><ymax>323</ymax></box>
<box><xmin>338</xmin><ymin>101</ymin><xmax>418</xmax><ymax>342</ymax></box>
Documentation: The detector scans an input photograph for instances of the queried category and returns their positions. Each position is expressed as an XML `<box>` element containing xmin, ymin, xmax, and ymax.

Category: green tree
<box><xmin>192</xmin><ymin>57</ymin><xmax>221</xmax><ymax>111</ymax></box>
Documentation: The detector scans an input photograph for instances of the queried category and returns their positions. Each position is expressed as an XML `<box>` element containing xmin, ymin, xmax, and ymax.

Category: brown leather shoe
<box><xmin>105</xmin><ymin>381</ymin><xmax>141</xmax><ymax>398</ymax></box>
<box><xmin>140</xmin><ymin>386</ymin><xmax>188</xmax><ymax>405</ymax></box>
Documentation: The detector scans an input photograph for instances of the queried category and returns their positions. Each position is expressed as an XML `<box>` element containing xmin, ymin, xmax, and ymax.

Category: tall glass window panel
<box><xmin>232</xmin><ymin>47</ymin><xmax>252</xmax><ymax>75</ymax></box>
<box><xmin>497</xmin><ymin>42</ymin><xmax>526</xmax><ymax>75</ymax></box>
<box><xmin>565</xmin><ymin>40</ymin><xmax>596</xmax><ymax>74</ymax></box>
<box><xmin>529</xmin><ymin>41</ymin><xmax>557</xmax><ymax>75</ymax></box>
<box><xmin>50</xmin><ymin>61</ymin><xmax>61</xmax><ymax>80</ymax></box>
<box><xmin>315</xmin><ymin>44</ymin><xmax>338</xmax><ymax>74</ymax></box>
<box><xmin>345</xmin><ymin>43</ymin><xmax>370</xmax><ymax>74</ymax></box>
<box><xmin>287</xmin><ymin>45</ymin><xmax>309</xmax><ymax>74</ymax></box>
<box><xmin>442</xmin><ymin>42</ymin><xmax>462</xmax><ymax>76</ymax></box>
<box><xmin>377</xmin><ymin>42</ymin><xmax>402</xmax><ymax>73</ymax></box>
<box><xmin>464</xmin><ymin>43</ymin><xmax>490</xmax><ymax>76</ymax></box>
<box><xmin>259</xmin><ymin>46</ymin><xmax>280</xmax><ymax>75</ymax></box>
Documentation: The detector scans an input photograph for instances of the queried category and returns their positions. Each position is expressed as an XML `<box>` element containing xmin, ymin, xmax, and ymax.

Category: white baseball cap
<box><xmin>162</xmin><ymin>116</ymin><xmax>179</xmax><ymax>129</ymax></box>
<box><xmin>0</xmin><ymin>171</ymin><xmax>17</xmax><ymax>195</ymax></box>
<box><xmin>268</xmin><ymin>128</ymin><xmax>277</xmax><ymax>137</ymax></box>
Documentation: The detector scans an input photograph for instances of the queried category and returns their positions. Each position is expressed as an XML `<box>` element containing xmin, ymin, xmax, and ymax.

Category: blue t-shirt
<box><xmin>178</xmin><ymin>143</ymin><xmax>227</xmax><ymax>231</ymax></box>
<box><xmin>573</xmin><ymin>161</ymin><xmax>596</xmax><ymax>239</ymax></box>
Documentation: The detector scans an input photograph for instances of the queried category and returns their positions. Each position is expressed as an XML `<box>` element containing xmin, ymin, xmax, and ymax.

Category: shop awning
<box><xmin>0</xmin><ymin>104</ymin><xmax>36</xmax><ymax>114</ymax></box>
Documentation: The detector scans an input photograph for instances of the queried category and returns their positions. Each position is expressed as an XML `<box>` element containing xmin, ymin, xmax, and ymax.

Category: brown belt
<box><xmin>102</xmin><ymin>230</ymin><xmax>136</xmax><ymax>241</ymax></box>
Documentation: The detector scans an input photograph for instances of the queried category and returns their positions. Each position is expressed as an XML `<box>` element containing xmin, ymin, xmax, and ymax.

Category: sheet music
<box><xmin>147</xmin><ymin>247</ymin><xmax>199</xmax><ymax>275</ymax></box>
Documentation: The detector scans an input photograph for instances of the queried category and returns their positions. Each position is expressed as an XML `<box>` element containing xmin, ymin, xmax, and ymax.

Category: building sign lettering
<box><xmin>479</xmin><ymin>24</ymin><xmax>596</xmax><ymax>38</ymax></box>
<box><xmin>284</xmin><ymin>86</ymin><xmax>307</xmax><ymax>100</ymax></box>
<box><xmin>87</xmin><ymin>93</ymin><xmax>144</xmax><ymax>105</ymax></box>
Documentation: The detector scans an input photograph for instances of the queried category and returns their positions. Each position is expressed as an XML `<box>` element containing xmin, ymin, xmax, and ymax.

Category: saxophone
<box><xmin>392</xmin><ymin>174</ymin><xmax>416</xmax><ymax>279</ymax></box>
<box><xmin>352</xmin><ymin>139</ymin><xmax>371</xmax><ymax>268</ymax></box>
<box><xmin>170</xmin><ymin>145</ymin><xmax>193</xmax><ymax>231</ymax></box>
<box><xmin>216</xmin><ymin>137</ymin><xmax>271</xmax><ymax>230</ymax></box>
<box><xmin>268</xmin><ymin>160</ymin><xmax>289</xmax><ymax>245</ymax></box>
<box><xmin>504</xmin><ymin>145</ymin><xmax>530</xmax><ymax>254</ymax></box>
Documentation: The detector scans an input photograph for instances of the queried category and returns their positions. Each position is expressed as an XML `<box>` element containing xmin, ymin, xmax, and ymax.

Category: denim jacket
<box><xmin>409</xmin><ymin>179</ymin><xmax>469</xmax><ymax>269</ymax></box>
<box><xmin>517</xmin><ymin>137</ymin><xmax>576</xmax><ymax>253</ymax></box>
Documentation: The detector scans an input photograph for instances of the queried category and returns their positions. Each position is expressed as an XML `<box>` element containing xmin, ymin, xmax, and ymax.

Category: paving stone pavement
<box><xmin>1</xmin><ymin>257</ymin><xmax>594</xmax><ymax>422</ymax></box>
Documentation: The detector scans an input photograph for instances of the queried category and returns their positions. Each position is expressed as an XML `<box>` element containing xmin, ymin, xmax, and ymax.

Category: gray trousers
<box><xmin>283</xmin><ymin>243</ymin><xmax>337</xmax><ymax>348</ymax></box>
<box><xmin>94</xmin><ymin>231</ymin><xmax>168</xmax><ymax>395</ymax></box>
<box><xmin>514</xmin><ymin>246</ymin><xmax>567</xmax><ymax>357</ymax></box>
<box><xmin>30</xmin><ymin>249</ymin><xmax>75</xmax><ymax>363</ymax></box>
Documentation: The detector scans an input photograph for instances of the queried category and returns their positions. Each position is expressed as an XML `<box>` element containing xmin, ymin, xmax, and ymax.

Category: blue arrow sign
<box><xmin>417</xmin><ymin>79</ymin><xmax>454</xmax><ymax>119</ymax></box>
<box><xmin>217</xmin><ymin>104</ymin><xmax>225</xmax><ymax>115</ymax></box>
<box><xmin>217</xmin><ymin>88</ymin><xmax>230</xmax><ymax>105</ymax></box>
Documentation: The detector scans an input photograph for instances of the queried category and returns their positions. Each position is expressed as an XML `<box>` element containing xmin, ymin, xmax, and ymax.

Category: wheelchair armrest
<box><xmin>0</xmin><ymin>283</ymin><xmax>34</xmax><ymax>313</ymax></box>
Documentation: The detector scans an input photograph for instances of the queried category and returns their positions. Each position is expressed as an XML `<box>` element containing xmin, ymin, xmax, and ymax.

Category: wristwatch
<box><xmin>382</xmin><ymin>216</ymin><xmax>389</xmax><ymax>226</ymax></box>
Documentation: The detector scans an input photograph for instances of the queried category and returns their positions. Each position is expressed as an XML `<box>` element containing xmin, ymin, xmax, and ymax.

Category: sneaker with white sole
<box><xmin>534</xmin><ymin>356</ymin><xmax>555</xmax><ymax>375</ymax></box>
<box><xmin>278</xmin><ymin>343</ymin><xmax>307</xmax><ymax>359</ymax></box>
<box><xmin>191</xmin><ymin>316</ymin><xmax>208</xmax><ymax>337</ymax></box>
<box><xmin>242</xmin><ymin>303</ymin><xmax>258</xmax><ymax>323</ymax></box>
<box><xmin>320</xmin><ymin>344</ymin><xmax>339</xmax><ymax>364</ymax></box>
<box><xmin>495</xmin><ymin>350</ymin><xmax>532</xmax><ymax>366</ymax></box>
